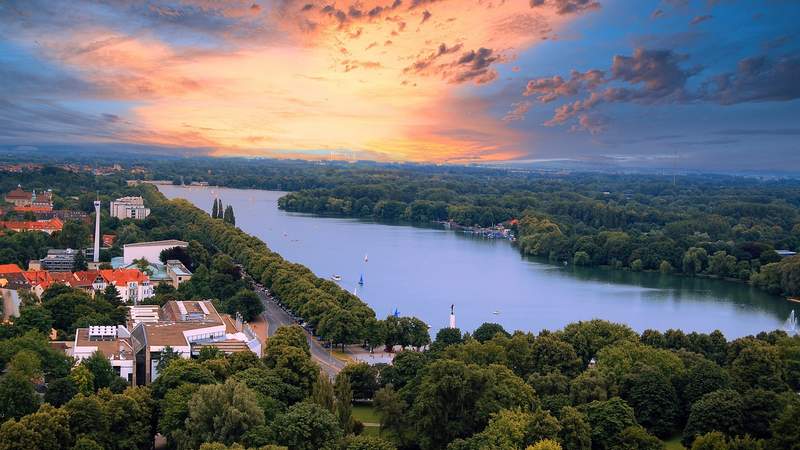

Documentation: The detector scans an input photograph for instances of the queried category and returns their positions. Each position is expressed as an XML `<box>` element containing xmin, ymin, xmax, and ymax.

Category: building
<box><xmin>165</xmin><ymin>260</ymin><xmax>192</xmax><ymax>287</ymax></box>
<box><xmin>110</xmin><ymin>196</ymin><xmax>150</xmax><ymax>220</ymax></box>
<box><xmin>129</xmin><ymin>300</ymin><xmax>261</xmax><ymax>385</ymax></box>
<box><xmin>4</xmin><ymin>186</ymin><xmax>52</xmax><ymax>209</ymax></box>
<box><xmin>99</xmin><ymin>269</ymin><xmax>153</xmax><ymax>304</ymax></box>
<box><xmin>21</xmin><ymin>268</ymin><xmax>152</xmax><ymax>302</ymax></box>
<box><xmin>0</xmin><ymin>218</ymin><xmax>63</xmax><ymax>235</ymax></box>
<box><xmin>0</xmin><ymin>270</ymin><xmax>30</xmax><ymax>321</ymax></box>
<box><xmin>72</xmin><ymin>325</ymin><xmax>134</xmax><ymax>383</ymax></box>
<box><xmin>122</xmin><ymin>239</ymin><xmax>187</xmax><ymax>265</ymax></box>
<box><xmin>776</xmin><ymin>250</ymin><xmax>797</xmax><ymax>258</ymax></box>
<box><xmin>39</xmin><ymin>248</ymin><xmax>84</xmax><ymax>272</ymax></box>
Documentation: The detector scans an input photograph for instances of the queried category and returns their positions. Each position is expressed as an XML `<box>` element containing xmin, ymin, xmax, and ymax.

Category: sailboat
<box><xmin>358</xmin><ymin>274</ymin><xmax>364</xmax><ymax>286</ymax></box>
<box><xmin>364</xmin><ymin>254</ymin><xmax>368</xmax><ymax>262</ymax></box>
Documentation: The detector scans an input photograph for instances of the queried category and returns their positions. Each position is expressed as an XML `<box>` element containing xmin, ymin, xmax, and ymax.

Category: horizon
<box><xmin>1</xmin><ymin>0</ymin><xmax>799</xmax><ymax>172</ymax></box>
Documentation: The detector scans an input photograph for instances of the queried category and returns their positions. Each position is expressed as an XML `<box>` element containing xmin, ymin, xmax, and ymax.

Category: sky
<box><xmin>0</xmin><ymin>0</ymin><xmax>798</xmax><ymax>171</ymax></box>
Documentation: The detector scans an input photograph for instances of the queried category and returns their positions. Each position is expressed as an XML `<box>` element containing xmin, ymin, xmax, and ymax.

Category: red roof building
<box><xmin>0</xmin><ymin>218</ymin><xmax>63</xmax><ymax>234</ymax></box>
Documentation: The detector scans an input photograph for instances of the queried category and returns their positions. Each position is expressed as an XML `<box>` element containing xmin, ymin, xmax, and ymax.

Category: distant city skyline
<box><xmin>1</xmin><ymin>0</ymin><xmax>798</xmax><ymax>171</ymax></box>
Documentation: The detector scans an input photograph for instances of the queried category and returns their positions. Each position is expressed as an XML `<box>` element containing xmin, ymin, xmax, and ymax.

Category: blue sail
<box><xmin>393</xmin><ymin>308</ymin><xmax>399</xmax><ymax>317</ymax></box>
<box><xmin>359</xmin><ymin>274</ymin><xmax>364</xmax><ymax>285</ymax></box>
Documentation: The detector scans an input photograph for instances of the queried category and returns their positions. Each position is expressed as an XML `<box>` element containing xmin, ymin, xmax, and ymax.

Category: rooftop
<box><xmin>123</xmin><ymin>239</ymin><xmax>188</xmax><ymax>248</ymax></box>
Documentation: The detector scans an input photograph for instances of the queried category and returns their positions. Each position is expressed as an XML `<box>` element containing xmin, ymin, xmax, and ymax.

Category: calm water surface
<box><xmin>160</xmin><ymin>185</ymin><xmax>793</xmax><ymax>338</ymax></box>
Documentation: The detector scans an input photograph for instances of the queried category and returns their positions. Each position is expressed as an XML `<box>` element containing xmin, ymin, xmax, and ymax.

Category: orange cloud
<box><xmin>17</xmin><ymin>0</ymin><xmax>592</xmax><ymax>162</ymax></box>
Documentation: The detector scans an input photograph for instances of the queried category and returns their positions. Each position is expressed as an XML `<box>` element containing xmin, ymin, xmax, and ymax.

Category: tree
<box><xmin>224</xmin><ymin>289</ymin><xmax>264</xmax><ymax>322</ymax></box>
<box><xmin>769</xmin><ymin>400</ymin><xmax>800</xmax><ymax>450</ymax></box>
<box><xmin>0</xmin><ymin>403</ymin><xmax>71</xmax><ymax>450</ymax></box>
<box><xmin>616</xmin><ymin>426</ymin><xmax>663</xmax><ymax>450</ymax></box>
<box><xmin>558</xmin><ymin>320</ymin><xmax>638</xmax><ymax>364</ymax></box>
<box><xmin>63</xmin><ymin>392</ymin><xmax>107</xmax><ymax>443</ymax></box>
<box><xmin>58</xmin><ymin>221</ymin><xmax>90</xmax><ymax>249</ymax></box>
<box><xmin>72</xmin><ymin>437</ymin><xmax>104</xmax><ymax>450</ymax></box>
<box><xmin>184</xmin><ymin>379</ymin><xmax>265</xmax><ymax>448</ymax></box>
<box><xmin>339</xmin><ymin>362</ymin><xmax>379</xmax><ymax>400</ymax></box>
<box><xmin>82</xmin><ymin>351</ymin><xmax>115</xmax><ymax>391</ymax></box>
<box><xmin>0</xmin><ymin>373</ymin><xmax>39</xmax><ymax>421</ymax></box>
<box><xmin>212</xmin><ymin>198</ymin><xmax>219</xmax><ymax>219</ymax></box>
<box><xmin>101</xmin><ymin>285</ymin><xmax>122</xmax><ymax>306</ymax></box>
<box><xmin>342</xmin><ymin>435</ymin><xmax>397</xmax><ymax>450</ymax></box>
<box><xmin>151</xmin><ymin>358</ymin><xmax>216</xmax><ymax>399</ymax></box>
<box><xmin>223</xmin><ymin>205</ymin><xmax>236</xmax><ymax>225</ymax></box>
<box><xmin>570</xmin><ymin>369</ymin><xmax>610</xmax><ymax>405</ymax></box>
<box><xmin>579</xmin><ymin>397</ymin><xmax>637</xmax><ymax>450</ymax></box>
<box><xmin>683</xmin><ymin>247</ymin><xmax>708</xmax><ymax>275</ymax></box>
<box><xmin>318</xmin><ymin>308</ymin><xmax>359</xmax><ymax>351</ymax></box>
<box><xmin>558</xmin><ymin>406</ymin><xmax>591</xmax><ymax>450</ymax></box>
<box><xmin>681</xmin><ymin>359</ymin><xmax>730</xmax><ymax>411</ymax></box>
<box><xmin>526</xmin><ymin>440</ymin><xmax>562</xmax><ymax>450</ymax></box>
<box><xmin>526</xmin><ymin>408</ymin><xmax>561</xmax><ymax>444</ymax></box>
<box><xmin>374</xmin><ymin>385</ymin><xmax>409</xmax><ymax>443</ymax></box>
<box><xmin>473</xmin><ymin>323</ymin><xmax>510</xmax><ymax>343</ymax></box>
<box><xmin>156</xmin><ymin>346</ymin><xmax>182</xmax><ymax>374</ymax></box>
<box><xmin>72</xmin><ymin>250</ymin><xmax>88</xmax><ymax>271</ymax></box>
<box><xmin>683</xmin><ymin>390</ymin><xmax>744</xmax><ymax>447</ymax></box>
<box><xmin>158</xmin><ymin>383</ymin><xmax>199</xmax><ymax>447</ymax></box>
<box><xmin>311</xmin><ymin>373</ymin><xmax>336</xmax><ymax>413</ymax></box>
<box><xmin>740</xmin><ymin>389</ymin><xmax>784</xmax><ymax>440</ymax></box>
<box><xmin>8</xmin><ymin>349</ymin><xmax>43</xmax><ymax>382</ymax></box>
<box><xmin>729</xmin><ymin>342</ymin><xmax>786</xmax><ymax>392</ymax></box>
<box><xmin>271</xmin><ymin>401</ymin><xmax>342</xmax><ymax>450</ymax></box>
<box><xmin>620</xmin><ymin>366</ymin><xmax>678</xmax><ymax>438</ymax></box>
<box><xmin>432</xmin><ymin>327</ymin><xmax>462</xmax><ymax>351</ymax></box>
<box><xmin>69</xmin><ymin>365</ymin><xmax>94</xmax><ymax>395</ymax></box>
<box><xmin>44</xmin><ymin>377</ymin><xmax>78</xmax><ymax>406</ymax></box>
<box><xmin>334</xmin><ymin>374</ymin><xmax>354</xmax><ymax>434</ymax></box>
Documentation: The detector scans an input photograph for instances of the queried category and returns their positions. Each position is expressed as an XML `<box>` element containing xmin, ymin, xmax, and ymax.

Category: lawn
<box><xmin>352</xmin><ymin>404</ymin><xmax>380</xmax><ymax>424</ymax></box>
<box><xmin>665</xmin><ymin>436</ymin><xmax>686</xmax><ymax>450</ymax></box>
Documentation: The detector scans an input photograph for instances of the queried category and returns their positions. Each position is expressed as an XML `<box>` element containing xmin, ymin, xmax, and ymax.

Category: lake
<box><xmin>159</xmin><ymin>185</ymin><xmax>794</xmax><ymax>338</ymax></box>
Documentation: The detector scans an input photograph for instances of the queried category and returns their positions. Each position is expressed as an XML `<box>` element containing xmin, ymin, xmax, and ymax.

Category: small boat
<box><xmin>364</xmin><ymin>254</ymin><xmax>369</xmax><ymax>262</ymax></box>
<box><xmin>331</xmin><ymin>275</ymin><xmax>342</xmax><ymax>281</ymax></box>
<box><xmin>788</xmin><ymin>297</ymin><xmax>800</xmax><ymax>304</ymax></box>
<box><xmin>358</xmin><ymin>274</ymin><xmax>364</xmax><ymax>286</ymax></box>
<box><xmin>493</xmin><ymin>310</ymin><xmax>500</xmax><ymax>315</ymax></box>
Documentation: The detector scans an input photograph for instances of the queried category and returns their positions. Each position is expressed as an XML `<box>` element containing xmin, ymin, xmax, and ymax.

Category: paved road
<box><xmin>255</xmin><ymin>287</ymin><xmax>346</xmax><ymax>378</ymax></box>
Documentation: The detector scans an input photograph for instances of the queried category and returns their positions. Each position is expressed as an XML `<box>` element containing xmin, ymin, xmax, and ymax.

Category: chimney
<box><xmin>93</xmin><ymin>200</ymin><xmax>102</xmax><ymax>263</ymax></box>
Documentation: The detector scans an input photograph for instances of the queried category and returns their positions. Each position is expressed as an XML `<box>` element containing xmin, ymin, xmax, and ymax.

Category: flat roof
<box><xmin>124</xmin><ymin>239</ymin><xmax>188</xmax><ymax>248</ymax></box>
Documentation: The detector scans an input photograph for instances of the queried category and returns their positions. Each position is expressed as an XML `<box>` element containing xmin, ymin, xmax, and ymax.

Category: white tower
<box><xmin>93</xmin><ymin>200</ymin><xmax>102</xmax><ymax>263</ymax></box>
<box><xmin>449</xmin><ymin>304</ymin><xmax>456</xmax><ymax>329</ymax></box>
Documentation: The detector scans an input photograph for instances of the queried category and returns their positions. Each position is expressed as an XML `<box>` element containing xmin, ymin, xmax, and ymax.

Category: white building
<box><xmin>73</xmin><ymin>325</ymin><xmax>135</xmax><ymax>383</ymax></box>
<box><xmin>110</xmin><ymin>196</ymin><xmax>151</xmax><ymax>220</ymax></box>
<box><xmin>122</xmin><ymin>239</ymin><xmax>188</xmax><ymax>265</ymax></box>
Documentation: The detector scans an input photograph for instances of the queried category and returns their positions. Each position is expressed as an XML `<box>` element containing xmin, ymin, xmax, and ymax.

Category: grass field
<box><xmin>352</xmin><ymin>404</ymin><xmax>380</xmax><ymax>424</ymax></box>
<box><xmin>665</xmin><ymin>436</ymin><xmax>686</xmax><ymax>450</ymax></box>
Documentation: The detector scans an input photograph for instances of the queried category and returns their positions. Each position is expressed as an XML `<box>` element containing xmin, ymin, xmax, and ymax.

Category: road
<box><xmin>255</xmin><ymin>287</ymin><xmax>346</xmax><ymax>378</ymax></box>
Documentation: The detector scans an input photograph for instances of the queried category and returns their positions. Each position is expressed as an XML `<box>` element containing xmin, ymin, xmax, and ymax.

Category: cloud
<box><xmin>530</xmin><ymin>0</ymin><xmax>601</xmax><ymax>15</ymax></box>
<box><xmin>690</xmin><ymin>14</ymin><xmax>713</xmax><ymax>25</ymax></box>
<box><xmin>421</xmin><ymin>10</ymin><xmax>432</xmax><ymax>24</ymax></box>
<box><xmin>523</xmin><ymin>69</ymin><xmax>605</xmax><ymax>102</ymax></box>
<box><xmin>701</xmin><ymin>53</ymin><xmax>800</xmax><ymax>104</ymax></box>
<box><xmin>503</xmin><ymin>101</ymin><xmax>532</xmax><ymax>122</ymax></box>
<box><xmin>651</xmin><ymin>9</ymin><xmax>664</xmax><ymax>19</ymax></box>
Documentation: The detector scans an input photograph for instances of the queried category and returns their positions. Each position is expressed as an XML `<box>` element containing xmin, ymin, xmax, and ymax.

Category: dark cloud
<box><xmin>690</xmin><ymin>14</ymin><xmax>713</xmax><ymax>25</ymax></box>
<box><xmin>650</xmin><ymin>9</ymin><xmax>664</xmax><ymax>19</ymax></box>
<box><xmin>421</xmin><ymin>10</ymin><xmax>432</xmax><ymax>24</ymax></box>
<box><xmin>701</xmin><ymin>53</ymin><xmax>800</xmax><ymax>104</ymax></box>
<box><xmin>610</xmin><ymin>48</ymin><xmax>697</xmax><ymax>97</ymax></box>
<box><xmin>524</xmin><ymin>69</ymin><xmax>605</xmax><ymax>102</ymax></box>
<box><xmin>408</xmin><ymin>0</ymin><xmax>440</xmax><ymax>10</ymax></box>
<box><xmin>451</xmin><ymin>48</ymin><xmax>500</xmax><ymax>84</ymax></box>
<box><xmin>530</xmin><ymin>0</ymin><xmax>601</xmax><ymax>15</ymax></box>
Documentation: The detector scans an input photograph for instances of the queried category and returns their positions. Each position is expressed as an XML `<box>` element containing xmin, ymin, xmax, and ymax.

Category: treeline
<box><xmin>146</xmin><ymin>187</ymin><xmax>430</xmax><ymax>351</ymax></box>
<box><xmin>271</xmin><ymin>170</ymin><xmax>800</xmax><ymax>297</ymax></box>
<box><xmin>350</xmin><ymin>320</ymin><xmax>800</xmax><ymax>450</ymax></box>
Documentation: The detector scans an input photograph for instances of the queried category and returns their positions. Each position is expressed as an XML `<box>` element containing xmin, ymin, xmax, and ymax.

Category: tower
<box><xmin>449</xmin><ymin>304</ymin><xmax>456</xmax><ymax>329</ymax></box>
<box><xmin>93</xmin><ymin>200</ymin><xmax>102</xmax><ymax>263</ymax></box>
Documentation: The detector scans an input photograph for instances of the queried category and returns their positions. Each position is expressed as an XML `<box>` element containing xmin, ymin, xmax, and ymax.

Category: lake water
<box><xmin>159</xmin><ymin>185</ymin><xmax>794</xmax><ymax>338</ymax></box>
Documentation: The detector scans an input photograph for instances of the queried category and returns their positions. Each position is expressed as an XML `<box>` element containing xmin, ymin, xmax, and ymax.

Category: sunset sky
<box><xmin>1</xmin><ymin>0</ymin><xmax>798</xmax><ymax>171</ymax></box>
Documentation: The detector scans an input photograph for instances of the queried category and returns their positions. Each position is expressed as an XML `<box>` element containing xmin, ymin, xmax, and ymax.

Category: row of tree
<box><xmin>211</xmin><ymin>198</ymin><xmax>236</xmax><ymax>225</ymax></box>
<box><xmin>150</xmin><ymin>189</ymin><xmax>429</xmax><ymax>351</ymax></box>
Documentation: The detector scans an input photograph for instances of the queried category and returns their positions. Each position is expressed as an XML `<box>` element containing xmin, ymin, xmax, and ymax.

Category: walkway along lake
<box><xmin>159</xmin><ymin>185</ymin><xmax>794</xmax><ymax>338</ymax></box>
